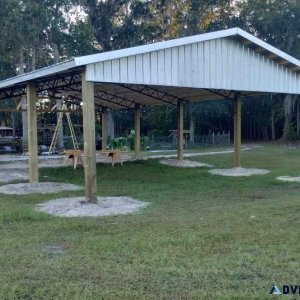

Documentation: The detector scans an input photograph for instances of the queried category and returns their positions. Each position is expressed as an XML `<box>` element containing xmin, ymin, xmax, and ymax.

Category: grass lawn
<box><xmin>0</xmin><ymin>144</ymin><xmax>299</xmax><ymax>299</ymax></box>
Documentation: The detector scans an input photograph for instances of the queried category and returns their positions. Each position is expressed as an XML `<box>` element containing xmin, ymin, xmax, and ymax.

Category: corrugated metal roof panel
<box><xmin>86</xmin><ymin>38</ymin><xmax>300</xmax><ymax>94</ymax></box>
<box><xmin>0</xmin><ymin>27</ymin><xmax>300</xmax><ymax>96</ymax></box>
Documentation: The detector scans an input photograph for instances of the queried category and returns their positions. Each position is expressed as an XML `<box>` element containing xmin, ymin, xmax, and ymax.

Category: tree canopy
<box><xmin>0</xmin><ymin>0</ymin><xmax>299</xmax><ymax>142</ymax></box>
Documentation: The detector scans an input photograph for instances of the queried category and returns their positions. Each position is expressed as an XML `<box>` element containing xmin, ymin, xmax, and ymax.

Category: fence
<box><xmin>149</xmin><ymin>131</ymin><xmax>230</xmax><ymax>150</ymax></box>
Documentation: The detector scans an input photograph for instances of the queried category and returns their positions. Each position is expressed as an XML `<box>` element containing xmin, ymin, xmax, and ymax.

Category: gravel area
<box><xmin>277</xmin><ymin>176</ymin><xmax>300</xmax><ymax>183</ymax></box>
<box><xmin>0</xmin><ymin>169</ymin><xmax>28</xmax><ymax>182</ymax></box>
<box><xmin>0</xmin><ymin>182</ymin><xmax>83</xmax><ymax>195</ymax></box>
<box><xmin>35</xmin><ymin>196</ymin><xmax>149</xmax><ymax>217</ymax></box>
<box><xmin>159</xmin><ymin>159</ymin><xmax>213</xmax><ymax>168</ymax></box>
<box><xmin>0</xmin><ymin>153</ymin><xmax>134</xmax><ymax>168</ymax></box>
<box><xmin>209</xmin><ymin>167</ymin><xmax>270</xmax><ymax>177</ymax></box>
<box><xmin>147</xmin><ymin>147</ymin><xmax>252</xmax><ymax>159</ymax></box>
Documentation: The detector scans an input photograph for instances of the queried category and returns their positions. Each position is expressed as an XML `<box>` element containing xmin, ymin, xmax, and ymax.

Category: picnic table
<box><xmin>63</xmin><ymin>150</ymin><xmax>84</xmax><ymax>170</ymax></box>
<box><xmin>100</xmin><ymin>149</ymin><xmax>123</xmax><ymax>167</ymax></box>
<box><xmin>63</xmin><ymin>149</ymin><xmax>125</xmax><ymax>169</ymax></box>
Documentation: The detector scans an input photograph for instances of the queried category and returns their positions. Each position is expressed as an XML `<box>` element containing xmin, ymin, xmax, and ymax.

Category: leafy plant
<box><xmin>127</xmin><ymin>130</ymin><xmax>149</xmax><ymax>151</ymax></box>
<box><xmin>283</xmin><ymin>123</ymin><xmax>298</xmax><ymax>141</ymax></box>
<box><xmin>108</xmin><ymin>137</ymin><xmax>128</xmax><ymax>150</ymax></box>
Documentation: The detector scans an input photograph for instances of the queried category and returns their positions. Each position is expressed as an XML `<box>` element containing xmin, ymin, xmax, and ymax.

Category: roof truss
<box><xmin>117</xmin><ymin>84</ymin><xmax>185</xmax><ymax>106</ymax></box>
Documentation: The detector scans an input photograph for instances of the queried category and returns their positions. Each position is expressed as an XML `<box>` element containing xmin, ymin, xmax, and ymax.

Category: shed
<box><xmin>0</xmin><ymin>27</ymin><xmax>300</xmax><ymax>202</ymax></box>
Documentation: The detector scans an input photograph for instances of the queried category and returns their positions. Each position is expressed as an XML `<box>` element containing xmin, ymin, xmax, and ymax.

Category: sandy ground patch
<box><xmin>35</xmin><ymin>196</ymin><xmax>149</xmax><ymax>217</ymax></box>
<box><xmin>0</xmin><ymin>182</ymin><xmax>83</xmax><ymax>195</ymax></box>
<box><xmin>277</xmin><ymin>176</ymin><xmax>300</xmax><ymax>183</ymax></box>
<box><xmin>0</xmin><ymin>169</ymin><xmax>28</xmax><ymax>182</ymax></box>
<box><xmin>209</xmin><ymin>167</ymin><xmax>270</xmax><ymax>177</ymax></box>
<box><xmin>0</xmin><ymin>153</ymin><xmax>134</xmax><ymax>169</ymax></box>
<box><xmin>160</xmin><ymin>159</ymin><xmax>212</xmax><ymax>168</ymax></box>
<box><xmin>147</xmin><ymin>146</ymin><xmax>252</xmax><ymax>159</ymax></box>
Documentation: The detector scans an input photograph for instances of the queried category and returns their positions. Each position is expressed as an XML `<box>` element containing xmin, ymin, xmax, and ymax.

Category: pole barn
<box><xmin>1</xmin><ymin>28</ymin><xmax>300</xmax><ymax>202</ymax></box>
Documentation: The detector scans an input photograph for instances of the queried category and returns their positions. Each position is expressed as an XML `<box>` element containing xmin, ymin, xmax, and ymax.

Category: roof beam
<box><xmin>267</xmin><ymin>53</ymin><xmax>278</xmax><ymax>59</ymax></box>
<box><xmin>0</xmin><ymin>85</ymin><xmax>26</xmax><ymax>100</ymax></box>
<box><xmin>254</xmin><ymin>47</ymin><xmax>266</xmax><ymax>53</ymax></box>
<box><xmin>0</xmin><ymin>71</ymin><xmax>82</xmax><ymax>101</ymax></box>
<box><xmin>278</xmin><ymin>60</ymin><xmax>290</xmax><ymax>65</ymax></box>
<box><xmin>63</xmin><ymin>95</ymin><xmax>105</xmax><ymax>111</ymax></box>
<box><xmin>36</xmin><ymin>71</ymin><xmax>82</xmax><ymax>92</ymax></box>
<box><xmin>56</xmin><ymin>85</ymin><xmax>136</xmax><ymax>109</ymax></box>
<box><xmin>95</xmin><ymin>89</ymin><xmax>136</xmax><ymax>109</ymax></box>
<box><xmin>241</xmin><ymin>40</ymin><xmax>253</xmax><ymax>46</ymax></box>
<box><xmin>204</xmin><ymin>89</ymin><xmax>236</xmax><ymax>100</ymax></box>
<box><xmin>117</xmin><ymin>84</ymin><xmax>183</xmax><ymax>106</ymax></box>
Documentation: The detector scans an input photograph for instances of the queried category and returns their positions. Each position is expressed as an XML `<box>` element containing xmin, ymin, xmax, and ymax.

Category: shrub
<box><xmin>283</xmin><ymin>123</ymin><xmax>298</xmax><ymax>141</ymax></box>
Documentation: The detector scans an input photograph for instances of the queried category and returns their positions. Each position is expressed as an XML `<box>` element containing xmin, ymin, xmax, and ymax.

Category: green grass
<box><xmin>0</xmin><ymin>144</ymin><xmax>300</xmax><ymax>299</ymax></box>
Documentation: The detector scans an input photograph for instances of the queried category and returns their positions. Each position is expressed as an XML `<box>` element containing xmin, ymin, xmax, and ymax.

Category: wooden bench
<box><xmin>63</xmin><ymin>150</ymin><xmax>84</xmax><ymax>170</ymax></box>
<box><xmin>100</xmin><ymin>149</ymin><xmax>123</xmax><ymax>167</ymax></box>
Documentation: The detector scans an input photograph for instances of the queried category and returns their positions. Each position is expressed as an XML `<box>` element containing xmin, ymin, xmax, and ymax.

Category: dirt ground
<box><xmin>159</xmin><ymin>159</ymin><xmax>213</xmax><ymax>168</ymax></box>
<box><xmin>0</xmin><ymin>168</ymin><xmax>28</xmax><ymax>182</ymax></box>
<box><xmin>0</xmin><ymin>152</ymin><xmax>134</xmax><ymax>169</ymax></box>
<box><xmin>277</xmin><ymin>176</ymin><xmax>300</xmax><ymax>183</ymax></box>
<box><xmin>209</xmin><ymin>167</ymin><xmax>270</xmax><ymax>177</ymax></box>
<box><xmin>0</xmin><ymin>182</ymin><xmax>83</xmax><ymax>195</ymax></box>
<box><xmin>0</xmin><ymin>153</ymin><xmax>134</xmax><ymax>183</ymax></box>
<box><xmin>35</xmin><ymin>196</ymin><xmax>149</xmax><ymax>217</ymax></box>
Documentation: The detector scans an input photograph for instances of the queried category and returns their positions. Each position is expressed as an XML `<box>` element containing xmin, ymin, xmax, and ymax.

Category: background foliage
<box><xmin>0</xmin><ymin>0</ymin><xmax>300</xmax><ymax>142</ymax></box>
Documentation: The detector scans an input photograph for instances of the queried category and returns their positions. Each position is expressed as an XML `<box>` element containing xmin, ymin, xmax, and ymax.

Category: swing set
<box><xmin>48</xmin><ymin>103</ymin><xmax>84</xmax><ymax>169</ymax></box>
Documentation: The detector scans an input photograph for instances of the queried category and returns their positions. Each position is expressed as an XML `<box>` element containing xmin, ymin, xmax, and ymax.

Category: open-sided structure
<box><xmin>1</xmin><ymin>27</ymin><xmax>300</xmax><ymax>202</ymax></box>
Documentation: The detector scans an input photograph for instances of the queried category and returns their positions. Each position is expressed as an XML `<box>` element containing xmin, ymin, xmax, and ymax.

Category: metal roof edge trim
<box><xmin>74</xmin><ymin>27</ymin><xmax>300</xmax><ymax>68</ymax></box>
<box><xmin>1</xmin><ymin>27</ymin><xmax>300</xmax><ymax>91</ymax></box>
<box><xmin>74</xmin><ymin>28</ymin><xmax>239</xmax><ymax>66</ymax></box>
<box><xmin>0</xmin><ymin>59</ymin><xmax>76</xmax><ymax>89</ymax></box>
<box><xmin>236</xmin><ymin>28</ymin><xmax>300</xmax><ymax>67</ymax></box>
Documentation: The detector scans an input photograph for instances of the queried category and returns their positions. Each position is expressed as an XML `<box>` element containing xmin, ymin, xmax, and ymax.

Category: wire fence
<box><xmin>148</xmin><ymin>132</ymin><xmax>230</xmax><ymax>150</ymax></box>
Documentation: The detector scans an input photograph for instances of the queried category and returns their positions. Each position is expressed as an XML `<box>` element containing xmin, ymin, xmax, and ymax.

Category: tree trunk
<box><xmin>283</xmin><ymin>94</ymin><xmax>296</xmax><ymax>138</ymax></box>
<box><xmin>189</xmin><ymin>115</ymin><xmax>195</xmax><ymax>146</ymax></box>
<box><xmin>263</xmin><ymin>125</ymin><xmax>268</xmax><ymax>141</ymax></box>
<box><xmin>297</xmin><ymin>98</ymin><xmax>300</xmax><ymax>137</ymax></box>
<box><xmin>106</xmin><ymin>109</ymin><xmax>115</xmax><ymax>139</ymax></box>
<box><xmin>31</xmin><ymin>48</ymin><xmax>36</xmax><ymax>71</ymax></box>
<box><xmin>271</xmin><ymin>94</ymin><xmax>276</xmax><ymax>140</ymax></box>
<box><xmin>56</xmin><ymin>99</ymin><xmax>65</xmax><ymax>149</ymax></box>
<box><xmin>19</xmin><ymin>48</ymin><xmax>28</xmax><ymax>150</ymax></box>
<box><xmin>19</xmin><ymin>48</ymin><xmax>24</xmax><ymax>74</ymax></box>
<box><xmin>188</xmin><ymin>102</ymin><xmax>195</xmax><ymax>146</ymax></box>
<box><xmin>11</xmin><ymin>112</ymin><xmax>16</xmax><ymax>136</ymax></box>
<box><xmin>52</xmin><ymin>43</ymin><xmax>60</xmax><ymax>63</ymax></box>
<box><xmin>283</xmin><ymin>95</ymin><xmax>294</xmax><ymax>130</ymax></box>
<box><xmin>21</xmin><ymin>98</ymin><xmax>28</xmax><ymax>149</ymax></box>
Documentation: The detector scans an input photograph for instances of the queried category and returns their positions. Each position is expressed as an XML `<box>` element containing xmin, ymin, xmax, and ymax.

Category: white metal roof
<box><xmin>0</xmin><ymin>27</ymin><xmax>299</xmax><ymax>91</ymax></box>
<box><xmin>76</xmin><ymin>27</ymin><xmax>300</xmax><ymax>67</ymax></box>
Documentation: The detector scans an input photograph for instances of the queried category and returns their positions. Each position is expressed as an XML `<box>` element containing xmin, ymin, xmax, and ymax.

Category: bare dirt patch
<box><xmin>0</xmin><ymin>153</ymin><xmax>134</xmax><ymax>169</ymax></box>
<box><xmin>0</xmin><ymin>182</ymin><xmax>83</xmax><ymax>195</ymax></box>
<box><xmin>159</xmin><ymin>159</ymin><xmax>213</xmax><ymax>168</ymax></box>
<box><xmin>35</xmin><ymin>196</ymin><xmax>149</xmax><ymax>217</ymax></box>
<box><xmin>0</xmin><ymin>169</ymin><xmax>28</xmax><ymax>182</ymax></box>
<box><xmin>277</xmin><ymin>176</ymin><xmax>300</xmax><ymax>183</ymax></box>
<box><xmin>209</xmin><ymin>167</ymin><xmax>270</xmax><ymax>177</ymax></box>
<box><xmin>148</xmin><ymin>146</ymin><xmax>253</xmax><ymax>159</ymax></box>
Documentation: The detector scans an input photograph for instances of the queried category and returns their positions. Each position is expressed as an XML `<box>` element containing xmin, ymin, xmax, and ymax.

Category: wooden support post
<box><xmin>177</xmin><ymin>100</ymin><xmax>184</xmax><ymax>161</ymax></box>
<box><xmin>101</xmin><ymin>108</ymin><xmax>107</xmax><ymax>150</ymax></box>
<box><xmin>233</xmin><ymin>94</ymin><xmax>242</xmax><ymax>168</ymax></box>
<box><xmin>26</xmin><ymin>82</ymin><xmax>38</xmax><ymax>183</ymax></box>
<box><xmin>134</xmin><ymin>104</ymin><xmax>141</xmax><ymax>158</ymax></box>
<box><xmin>82</xmin><ymin>73</ymin><xmax>97</xmax><ymax>203</ymax></box>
